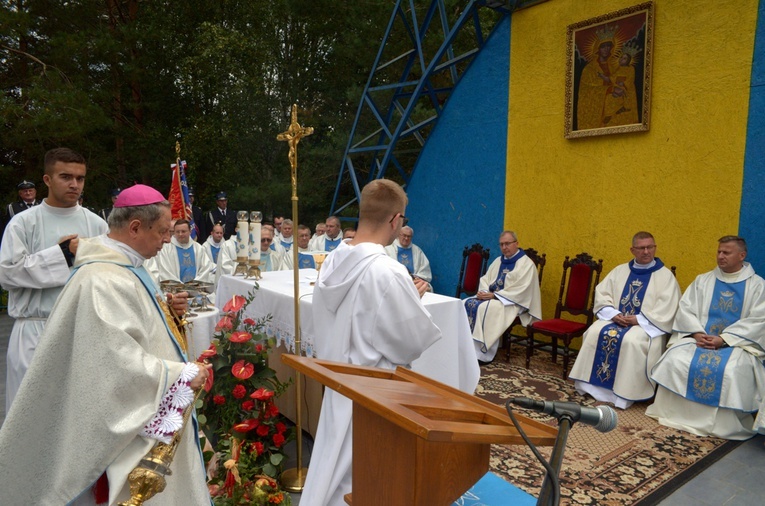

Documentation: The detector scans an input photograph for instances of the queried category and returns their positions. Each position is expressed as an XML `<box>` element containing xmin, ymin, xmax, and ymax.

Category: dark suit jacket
<box><xmin>206</xmin><ymin>207</ymin><xmax>238</xmax><ymax>240</ymax></box>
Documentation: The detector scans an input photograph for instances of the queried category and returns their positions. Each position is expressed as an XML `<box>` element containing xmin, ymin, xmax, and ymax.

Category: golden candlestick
<box><xmin>276</xmin><ymin>104</ymin><xmax>313</xmax><ymax>492</ymax></box>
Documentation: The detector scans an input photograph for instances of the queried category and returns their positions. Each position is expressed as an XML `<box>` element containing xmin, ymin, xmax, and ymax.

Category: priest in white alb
<box><xmin>569</xmin><ymin>232</ymin><xmax>681</xmax><ymax>409</ymax></box>
<box><xmin>0</xmin><ymin>184</ymin><xmax>211</xmax><ymax>505</ymax></box>
<box><xmin>302</xmin><ymin>179</ymin><xmax>442</xmax><ymax>506</ymax></box>
<box><xmin>647</xmin><ymin>236</ymin><xmax>765</xmax><ymax>440</ymax></box>
<box><xmin>464</xmin><ymin>230</ymin><xmax>542</xmax><ymax>363</ymax></box>
<box><xmin>384</xmin><ymin>225</ymin><xmax>433</xmax><ymax>289</ymax></box>
<box><xmin>148</xmin><ymin>218</ymin><xmax>214</xmax><ymax>284</ymax></box>
<box><xmin>311</xmin><ymin>215</ymin><xmax>343</xmax><ymax>252</ymax></box>
<box><xmin>0</xmin><ymin>148</ymin><xmax>107</xmax><ymax>412</ymax></box>
<box><xmin>281</xmin><ymin>224</ymin><xmax>320</xmax><ymax>270</ymax></box>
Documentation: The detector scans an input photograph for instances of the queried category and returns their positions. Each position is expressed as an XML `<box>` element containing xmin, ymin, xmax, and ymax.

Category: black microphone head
<box><xmin>593</xmin><ymin>405</ymin><xmax>618</xmax><ymax>433</ymax></box>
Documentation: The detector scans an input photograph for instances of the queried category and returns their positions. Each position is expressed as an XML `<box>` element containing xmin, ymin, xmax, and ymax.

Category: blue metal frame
<box><xmin>329</xmin><ymin>0</ymin><xmax>550</xmax><ymax>218</ymax></box>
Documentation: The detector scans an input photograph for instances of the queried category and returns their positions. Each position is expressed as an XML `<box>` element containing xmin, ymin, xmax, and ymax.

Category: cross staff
<box><xmin>277</xmin><ymin>104</ymin><xmax>314</xmax><ymax>195</ymax></box>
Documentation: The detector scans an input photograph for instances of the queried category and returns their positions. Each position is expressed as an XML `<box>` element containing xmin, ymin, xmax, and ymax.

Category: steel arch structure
<box><xmin>329</xmin><ymin>0</ymin><xmax>546</xmax><ymax>218</ymax></box>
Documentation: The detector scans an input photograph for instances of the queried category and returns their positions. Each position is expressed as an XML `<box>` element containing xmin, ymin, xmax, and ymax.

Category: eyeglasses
<box><xmin>631</xmin><ymin>245</ymin><xmax>657</xmax><ymax>251</ymax></box>
<box><xmin>261</xmin><ymin>238</ymin><xmax>272</xmax><ymax>243</ymax></box>
<box><xmin>389</xmin><ymin>213</ymin><xmax>409</xmax><ymax>227</ymax></box>
<box><xmin>499</xmin><ymin>240</ymin><xmax>518</xmax><ymax>247</ymax></box>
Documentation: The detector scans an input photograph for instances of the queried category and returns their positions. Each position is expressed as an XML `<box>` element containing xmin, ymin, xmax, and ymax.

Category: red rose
<box><xmin>232</xmin><ymin>360</ymin><xmax>254</xmax><ymax>380</ymax></box>
<box><xmin>255</xmin><ymin>343</ymin><xmax>264</xmax><ymax>353</ymax></box>
<box><xmin>250</xmin><ymin>387</ymin><xmax>274</xmax><ymax>401</ymax></box>
<box><xmin>223</xmin><ymin>295</ymin><xmax>247</xmax><ymax>314</ymax></box>
<box><xmin>276</xmin><ymin>422</ymin><xmax>286</xmax><ymax>434</ymax></box>
<box><xmin>204</xmin><ymin>367</ymin><xmax>215</xmax><ymax>392</ymax></box>
<box><xmin>251</xmin><ymin>441</ymin><xmax>264</xmax><ymax>455</ymax></box>
<box><xmin>273</xmin><ymin>433</ymin><xmax>285</xmax><ymax>447</ymax></box>
<box><xmin>242</xmin><ymin>400</ymin><xmax>255</xmax><ymax>411</ymax></box>
<box><xmin>232</xmin><ymin>418</ymin><xmax>259</xmax><ymax>433</ymax></box>
<box><xmin>243</xmin><ymin>318</ymin><xmax>256</xmax><ymax>326</ymax></box>
<box><xmin>213</xmin><ymin>395</ymin><xmax>226</xmax><ymax>405</ymax></box>
<box><xmin>215</xmin><ymin>315</ymin><xmax>233</xmax><ymax>331</ymax></box>
<box><xmin>229</xmin><ymin>331</ymin><xmax>252</xmax><ymax>343</ymax></box>
<box><xmin>198</xmin><ymin>343</ymin><xmax>217</xmax><ymax>360</ymax></box>
<box><xmin>256</xmin><ymin>424</ymin><xmax>270</xmax><ymax>436</ymax></box>
<box><xmin>232</xmin><ymin>384</ymin><xmax>247</xmax><ymax>399</ymax></box>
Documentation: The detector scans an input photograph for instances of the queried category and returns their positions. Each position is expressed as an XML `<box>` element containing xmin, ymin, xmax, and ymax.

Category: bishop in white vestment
<box><xmin>570</xmin><ymin>233</ymin><xmax>681</xmax><ymax>408</ymax></box>
<box><xmin>301</xmin><ymin>180</ymin><xmax>442</xmax><ymax>506</ymax></box>
<box><xmin>464</xmin><ymin>231</ymin><xmax>542</xmax><ymax>362</ymax></box>
<box><xmin>0</xmin><ymin>185</ymin><xmax>211</xmax><ymax>505</ymax></box>
<box><xmin>647</xmin><ymin>236</ymin><xmax>765</xmax><ymax>440</ymax></box>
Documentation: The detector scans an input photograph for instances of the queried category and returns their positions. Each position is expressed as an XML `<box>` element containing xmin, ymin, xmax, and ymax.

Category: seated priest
<box><xmin>202</xmin><ymin>223</ymin><xmax>227</xmax><ymax>266</ymax></box>
<box><xmin>278</xmin><ymin>218</ymin><xmax>294</xmax><ymax>251</ymax></box>
<box><xmin>147</xmin><ymin>218</ymin><xmax>214</xmax><ymax>284</ymax></box>
<box><xmin>384</xmin><ymin>225</ymin><xmax>432</xmax><ymax>291</ymax></box>
<box><xmin>647</xmin><ymin>236</ymin><xmax>765</xmax><ymax>440</ymax></box>
<box><xmin>282</xmin><ymin>224</ymin><xmax>319</xmax><ymax>270</ymax></box>
<box><xmin>569</xmin><ymin>231</ymin><xmax>681</xmax><ymax>409</ymax></box>
<box><xmin>464</xmin><ymin>230</ymin><xmax>542</xmax><ymax>363</ymax></box>
<box><xmin>311</xmin><ymin>215</ymin><xmax>343</xmax><ymax>252</ymax></box>
<box><xmin>260</xmin><ymin>226</ymin><xmax>284</xmax><ymax>272</ymax></box>
<box><xmin>206</xmin><ymin>223</ymin><xmax>237</xmax><ymax>286</ymax></box>
<box><xmin>308</xmin><ymin>221</ymin><xmax>327</xmax><ymax>250</ymax></box>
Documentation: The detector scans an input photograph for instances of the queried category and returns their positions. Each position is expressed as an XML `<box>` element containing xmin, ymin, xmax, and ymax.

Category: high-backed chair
<box><xmin>526</xmin><ymin>252</ymin><xmax>603</xmax><ymax>378</ymax></box>
<box><xmin>455</xmin><ymin>243</ymin><xmax>490</xmax><ymax>298</ymax></box>
<box><xmin>502</xmin><ymin>248</ymin><xmax>546</xmax><ymax>361</ymax></box>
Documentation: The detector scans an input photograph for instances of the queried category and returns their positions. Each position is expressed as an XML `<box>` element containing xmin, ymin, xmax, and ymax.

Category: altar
<box><xmin>216</xmin><ymin>270</ymin><xmax>480</xmax><ymax>435</ymax></box>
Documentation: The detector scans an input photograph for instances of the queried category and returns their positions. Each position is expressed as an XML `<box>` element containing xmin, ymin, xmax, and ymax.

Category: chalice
<box><xmin>310</xmin><ymin>253</ymin><xmax>327</xmax><ymax>286</ymax></box>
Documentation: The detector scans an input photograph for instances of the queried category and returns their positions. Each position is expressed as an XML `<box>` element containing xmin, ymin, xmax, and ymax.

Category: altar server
<box><xmin>0</xmin><ymin>148</ymin><xmax>107</xmax><ymax>412</ymax></box>
<box><xmin>302</xmin><ymin>179</ymin><xmax>442</xmax><ymax>506</ymax></box>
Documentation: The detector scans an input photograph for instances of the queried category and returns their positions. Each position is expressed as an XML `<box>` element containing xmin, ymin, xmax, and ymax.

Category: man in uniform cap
<box><xmin>1</xmin><ymin>180</ymin><xmax>40</xmax><ymax>243</ymax></box>
<box><xmin>99</xmin><ymin>187</ymin><xmax>122</xmax><ymax>221</ymax></box>
<box><xmin>206</xmin><ymin>191</ymin><xmax>237</xmax><ymax>240</ymax></box>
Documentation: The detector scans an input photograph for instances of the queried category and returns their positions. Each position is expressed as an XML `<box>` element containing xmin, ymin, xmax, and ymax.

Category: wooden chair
<box><xmin>502</xmin><ymin>248</ymin><xmax>546</xmax><ymax>361</ymax></box>
<box><xmin>526</xmin><ymin>252</ymin><xmax>603</xmax><ymax>378</ymax></box>
<box><xmin>455</xmin><ymin>243</ymin><xmax>490</xmax><ymax>298</ymax></box>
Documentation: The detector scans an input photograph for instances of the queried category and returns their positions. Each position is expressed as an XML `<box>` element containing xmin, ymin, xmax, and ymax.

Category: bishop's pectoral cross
<box><xmin>277</xmin><ymin>104</ymin><xmax>314</xmax><ymax>196</ymax></box>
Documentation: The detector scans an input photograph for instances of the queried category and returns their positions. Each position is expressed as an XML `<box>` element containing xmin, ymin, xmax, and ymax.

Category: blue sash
<box><xmin>590</xmin><ymin>259</ymin><xmax>664</xmax><ymax>389</ymax></box>
<box><xmin>280</xmin><ymin>239</ymin><xmax>292</xmax><ymax>250</ymax></box>
<box><xmin>262</xmin><ymin>252</ymin><xmax>273</xmax><ymax>272</ymax></box>
<box><xmin>397</xmin><ymin>246</ymin><xmax>414</xmax><ymax>274</ymax></box>
<box><xmin>176</xmin><ymin>245</ymin><xmax>196</xmax><ymax>282</ymax></box>
<box><xmin>464</xmin><ymin>250</ymin><xmax>527</xmax><ymax>337</ymax></box>
<box><xmin>325</xmin><ymin>236</ymin><xmax>342</xmax><ymax>252</ymax></box>
<box><xmin>210</xmin><ymin>245</ymin><xmax>220</xmax><ymax>264</ymax></box>
<box><xmin>704</xmin><ymin>279</ymin><xmax>746</xmax><ymax>336</ymax></box>
<box><xmin>298</xmin><ymin>252</ymin><xmax>315</xmax><ymax>269</ymax></box>
<box><xmin>685</xmin><ymin>347</ymin><xmax>733</xmax><ymax>406</ymax></box>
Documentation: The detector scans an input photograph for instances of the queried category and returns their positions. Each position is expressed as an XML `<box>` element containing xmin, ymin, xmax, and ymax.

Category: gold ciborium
<box><xmin>310</xmin><ymin>253</ymin><xmax>327</xmax><ymax>286</ymax></box>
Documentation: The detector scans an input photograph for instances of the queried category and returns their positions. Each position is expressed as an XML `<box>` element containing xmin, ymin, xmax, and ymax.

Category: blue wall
<box><xmin>740</xmin><ymin>1</ymin><xmax>764</xmax><ymax>272</ymax></box>
<box><xmin>405</xmin><ymin>16</ymin><xmax>511</xmax><ymax>295</ymax></box>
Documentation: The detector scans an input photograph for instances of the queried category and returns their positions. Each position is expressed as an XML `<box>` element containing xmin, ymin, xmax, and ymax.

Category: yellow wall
<box><xmin>506</xmin><ymin>0</ymin><xmax>759</xmax><ymax>316</ymax></box>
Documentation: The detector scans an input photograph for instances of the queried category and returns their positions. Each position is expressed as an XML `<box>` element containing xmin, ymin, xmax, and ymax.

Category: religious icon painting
<box><xmin>564</xmin><ymin>1</ymin><xmax>655</xmax><ymax>139</ymax></box>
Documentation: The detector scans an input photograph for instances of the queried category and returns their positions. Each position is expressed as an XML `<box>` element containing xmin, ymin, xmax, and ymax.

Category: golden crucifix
<box><xmin>277</xmin><ymin>104</ymin><xmax>314</xmax><ymax>197</ymax></box>
<box><xmin>276</xmin><ymin>103</ymin><xmax>313</xmax><ymax>493</ymax></box>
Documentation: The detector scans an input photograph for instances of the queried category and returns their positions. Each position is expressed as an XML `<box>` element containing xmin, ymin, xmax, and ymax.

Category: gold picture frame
<box><xmin>564</xmin><ymin>2</ymin><xmax>655</xmax><ymax>139</ymax></box>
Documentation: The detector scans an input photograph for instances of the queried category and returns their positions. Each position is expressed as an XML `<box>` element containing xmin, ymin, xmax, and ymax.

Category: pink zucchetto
<box><xmin>113</xmin><ymin>184</ymin><xmax>166</xmax><ymax>208</ymax></box>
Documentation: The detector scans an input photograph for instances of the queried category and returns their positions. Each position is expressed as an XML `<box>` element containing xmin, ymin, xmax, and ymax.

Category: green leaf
<box><xmin>262</xmin><ymin>463</ymin><xmax>277</xmax><ymax>477</ymax></box>
<box><xmin>270</xmin><ymin>453</ymin><xmax>284</xmax><ymax>465</ymax></box>
<box><xmin>197</xmin><ymin>414</ymin><xmax>207</xmax><ymax>425</ymax></box>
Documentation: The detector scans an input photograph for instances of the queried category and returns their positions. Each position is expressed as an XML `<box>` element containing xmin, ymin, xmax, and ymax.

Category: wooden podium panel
<box><xmin>283</xmin><ymin>355</ymin><xmax>557</xmax><ymax>505</ymax></box>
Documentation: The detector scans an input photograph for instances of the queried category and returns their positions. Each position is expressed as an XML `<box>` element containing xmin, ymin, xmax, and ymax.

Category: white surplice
<box><xmin>647</xmin><ymin>264</ymin><xmax>765</xmax><ymax>439</ymax></box>
<box><xmin>301</xmin><ymin>241</ymin><xmax>442</xmax><ymax>506</ymax></box>
<box><xmin>466</xmin><ymin>253</ymin><xmax>542</xmax><ymax>362</ymax></box>
<box><xmin>0</xmin><ymin>237</ymin><xmax>210</xmax><ymax>505</ymax></box>
<box><xmin>148</xmin><ymin>236</ymin><xmax>214</xmax><ymax>283</ymax></box>
<box><xmin>569</xmin><ymin>261</ymin><xmax>681</xmax><ymax>408</ymax></box>
<box><xmin>384</xmin><ymin>238</ymin><xmax>433</xmax><ymax>282</ymax></box>
<box><xmin>0</xmin><ymin>201</ymin><xmax>107</xmax><ymax>412</ymax></box>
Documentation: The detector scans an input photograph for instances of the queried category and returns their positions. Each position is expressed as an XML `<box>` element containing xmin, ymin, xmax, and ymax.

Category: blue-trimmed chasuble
<box><xmin>465</xmin><ymin>250</ymin><xmax>527</xmax><ymax>333</ymax></box>
<box><xmin>325</xmin><ymin>237</ymin><xmax>342</xmax><ymax>252</ymax></box>
<box><xmin>397</xmin><ymin>247</ymin><xmax>414</xmax><ymax>274</ymax></box>
<box><xmin>589</xmin><ymin>259</ymin><xmax>664</xmax><ymax>389</ymax></box>
<box><xmin>298</xmin><ymin>253</ymin><xmax>315</xmax><ymax>269</ymax></box>
<box><xmin>175</xmin><ymin>245</ymin><xmax>196</xmax><ymax>282</ymax></box>
<box><xmin>685</xmin><ymin>278</ymin><xmax>745</xmax><ymax>406</ymax></box>
<box><xmin>210</xmin><ymin>245</ymin><xmax>220</xmax><ymax>264</ymax></box>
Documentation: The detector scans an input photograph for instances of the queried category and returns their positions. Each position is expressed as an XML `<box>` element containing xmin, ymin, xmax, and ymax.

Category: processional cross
<box><xmin>277</xmin><ymin>104</ymin><xmax>314</xmax><ymax>196</ymax></box>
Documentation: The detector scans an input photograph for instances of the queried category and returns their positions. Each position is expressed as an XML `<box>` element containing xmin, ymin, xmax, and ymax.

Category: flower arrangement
<box><xmin>197</xmin><ymin>293</ymin><xmax>293</xmax><ymax>505</ymax></box>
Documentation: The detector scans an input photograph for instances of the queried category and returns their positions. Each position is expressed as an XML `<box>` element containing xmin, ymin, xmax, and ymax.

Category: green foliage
<box><xmin>0</xmin><ymin>0</ymin><xmax>391</xmax><ymax>218</ymax></box>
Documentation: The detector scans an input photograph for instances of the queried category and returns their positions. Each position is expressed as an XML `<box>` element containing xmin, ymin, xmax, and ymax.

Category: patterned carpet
<box><xmin>477</xmin><ymin>347</ymin><xmax>742</xmax><ymax>505</ymax></box>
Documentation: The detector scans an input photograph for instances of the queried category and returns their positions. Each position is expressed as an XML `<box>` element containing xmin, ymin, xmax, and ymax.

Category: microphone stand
<box><xmin>536</xmin><ymin>415</ymin><xmax>573</xmax><ymax>506</ymax></box>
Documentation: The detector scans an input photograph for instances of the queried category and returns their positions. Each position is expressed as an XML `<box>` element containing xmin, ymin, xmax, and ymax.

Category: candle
<box><xmin>249</xmin><ymin>222</ymin><xmax>261</xmax><ymax>262</ymax></box>
<box><xmin>236</xmin><ymin>220</ymin><xmax>249</xmax><ymax>261</ymax></box>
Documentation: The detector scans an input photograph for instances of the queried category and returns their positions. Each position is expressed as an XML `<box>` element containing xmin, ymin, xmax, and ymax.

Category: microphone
<box><xmin>510</xmin><ymin>397</ymin><xmax>618</xmax><ymax>433</ymax></box>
